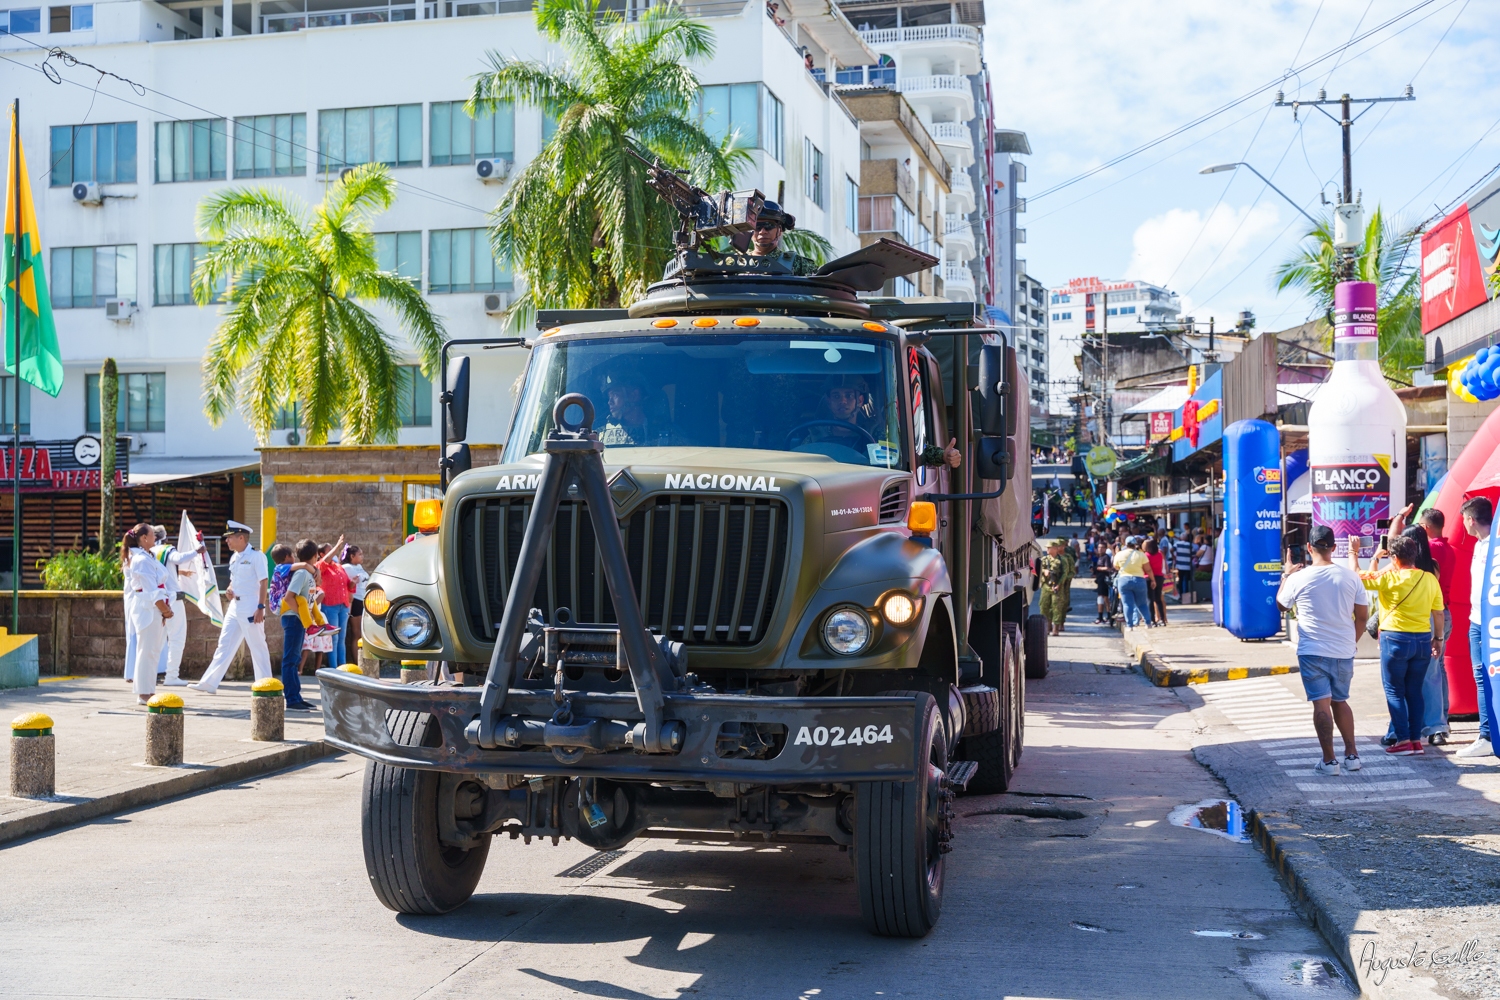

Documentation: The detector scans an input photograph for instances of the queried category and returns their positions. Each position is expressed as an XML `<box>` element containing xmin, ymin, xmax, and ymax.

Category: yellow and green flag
<box><xmin>3</xmin><ymin>104</ymin><xmax>63</xmax><ymax>398</ymax></box>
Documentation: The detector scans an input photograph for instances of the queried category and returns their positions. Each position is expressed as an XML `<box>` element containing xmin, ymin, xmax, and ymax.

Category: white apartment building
<box><xmin>2</xmin><ymin>0</ymin><xmax>865</xmax><ymax>487</ymax></box>
<box><xmin>1045</xmin><ymin>277</ymin><xmax>1181</xmax><ymax>413</ymax></box>
<box><xmin>835</xmin><ymin>1</ymin><xmax>1025</xmax><ymax>321</ymax></box>
<box><xmin>1015</xmin><ymin>268</ymin><xmax>1047</xmax><ymax>414</ymax></box>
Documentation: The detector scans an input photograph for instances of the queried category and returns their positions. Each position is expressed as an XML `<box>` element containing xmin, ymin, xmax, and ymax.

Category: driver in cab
<box><xmin>790</xmin><ymin>375</ymin><xmax>885</xmax><ymax>463</ymax></box>
<box><xmin>599</xmin><ymin>374</ymin><xmax>683</xmax><ymax>447</ymax></box>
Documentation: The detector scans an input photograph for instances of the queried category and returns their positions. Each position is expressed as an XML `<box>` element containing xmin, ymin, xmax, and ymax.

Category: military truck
<box><xmin>318</xmin><ymin>179</ymin><xmax>1046</xmax><ymax>938</ymax></box>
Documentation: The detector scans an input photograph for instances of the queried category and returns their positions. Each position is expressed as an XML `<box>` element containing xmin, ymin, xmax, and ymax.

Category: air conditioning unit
<box><xmin>483</xmin><ymin>292</ymin><xmax>510</xmax><ymax>315</ymax></box>
<box><xmin>72</xmin><ymin>182</ymin><xmax>103</xmax><ymax>205</ymax></box>
<box><xmin>285</xmin><ymin>430</ymin><xmax>301</xmax><ymax>446</ymax></box>
<box><xmin>125</xmin><ymin>435</ymin><xmax>148</xmax><ymax>453</ymax></box>
<box><xmin>104</xmin><ymin>299</ymin><xmax>136</xmax><ymax>322</ymax></box>
<box><xmin>475</xmin><ymin>158</ymin><xmax>510</xmax><ymax>183</ymax></box>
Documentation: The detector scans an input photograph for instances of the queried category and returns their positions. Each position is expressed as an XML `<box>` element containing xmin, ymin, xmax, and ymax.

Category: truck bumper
<box><xmin>317</xmin><ymin>668</ymin><xmax>924</xmax><ymax>783</ymax></box>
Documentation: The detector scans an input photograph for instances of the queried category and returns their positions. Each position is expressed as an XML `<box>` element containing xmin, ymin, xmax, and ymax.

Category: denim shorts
<box><xmin>1298</xmin><ymin>654</ymin><xmax>1354</xmax><ymax>702</ymax></box>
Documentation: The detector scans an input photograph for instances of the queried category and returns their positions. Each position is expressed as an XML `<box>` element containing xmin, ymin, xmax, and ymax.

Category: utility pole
<box><xmin>1099</xmin><ymin>291</ymin><xmax>1109</xmax><ymax>447</ymax></box>
<box><xmin>1274</xmin><ymin>87</ymin><xmax>1414</xmax><ymax>280</ymax></box>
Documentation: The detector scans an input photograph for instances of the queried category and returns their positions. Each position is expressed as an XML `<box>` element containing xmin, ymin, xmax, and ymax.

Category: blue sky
<box><xmin>985</xmin><ymin>0</ymin><xmax>1499</xmax><ymax>338</ymax></box>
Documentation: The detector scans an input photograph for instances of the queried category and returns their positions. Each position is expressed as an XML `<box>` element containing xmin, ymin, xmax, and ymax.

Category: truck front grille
<box><xmin>458</xmin><ymin>493</ymin><xmax>791</xmax><ymax>647</ymax></box>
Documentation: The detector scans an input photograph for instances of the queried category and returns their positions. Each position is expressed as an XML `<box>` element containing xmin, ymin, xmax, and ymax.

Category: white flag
<box><xmin>178</xmin><ymin>511</ymin><xmax>225</xmax><ymax>628</ymax></box>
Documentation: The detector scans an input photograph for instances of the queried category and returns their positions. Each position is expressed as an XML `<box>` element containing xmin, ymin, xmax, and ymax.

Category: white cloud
<box><xmin>1125</xmin><ymin>202</ymin><xmax>1281</xmax><ymax>308</ymax></box>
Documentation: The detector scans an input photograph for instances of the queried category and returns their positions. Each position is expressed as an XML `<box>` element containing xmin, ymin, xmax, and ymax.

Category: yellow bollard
<box><xmin>145</xmin><ymin>693</ymin><xmax>185</xmax><ymax>766</ymax></box>
<box><xmin>399</xmin><ymin>659</ymin><xmax>428</xmax><ymax>685</ymax></box>
<box><xmin>10</xmin><ymin>712</ymin><xmax>55</xmax><ymax>798</ymax></box>
<box><xmin>250</xmin><ymin>677</ymin><xmax>285</xmax><ymax>742</ymax></box>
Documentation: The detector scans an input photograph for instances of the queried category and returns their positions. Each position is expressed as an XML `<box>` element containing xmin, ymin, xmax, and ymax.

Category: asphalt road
<box><xmin>0</xmin><ymin>619</ymin><xmax>1355</xmax><ymax>1000</ymax></box>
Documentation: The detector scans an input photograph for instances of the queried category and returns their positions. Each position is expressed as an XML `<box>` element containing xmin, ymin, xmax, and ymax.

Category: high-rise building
<box><xmin>836</xmin><ymin>1</ymin><xmax>1026</xmax><ymax>315</ymax></box>
<box><xmin>2</xmin><ymin>0</ymin><xmax>867</xmax><ymax>554</ymax></box>
<box><xmin>1046</xmin><ymin>277</ymin><xmax>1182</xmax><ymax>413</ymax></box>
<box><xmin>1015</xmin><ymin>268</ymin><xmax>1048</xmax><ymax>414</ymax></box>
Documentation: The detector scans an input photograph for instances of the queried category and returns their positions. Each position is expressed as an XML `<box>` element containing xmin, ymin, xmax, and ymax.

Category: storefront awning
<box><xmin>1112</xmin><ymin>488</ymin><xmax>1223</xmax><ymax>513</ymax></box>
<box><xmin>127</xmin><ymin>456</ymin><xmax>258</xmax><ymax>487</ymax></box>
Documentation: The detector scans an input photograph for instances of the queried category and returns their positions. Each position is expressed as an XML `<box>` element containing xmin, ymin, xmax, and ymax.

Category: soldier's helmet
<box><xmin>756</xmin><ymin>201</ymin><xmax>797</xmax><ymax>231</ymax></box>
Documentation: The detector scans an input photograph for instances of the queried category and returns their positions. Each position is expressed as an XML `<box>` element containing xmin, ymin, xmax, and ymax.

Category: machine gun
<box><xmin>626</xmin><ymin>145</ymin><xmax>765</xmax><ymax>250</ymax></box>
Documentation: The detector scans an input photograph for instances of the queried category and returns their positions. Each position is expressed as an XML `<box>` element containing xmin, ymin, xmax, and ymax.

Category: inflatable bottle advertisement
<box><xmin>1308</xmin><ymin>281</ymin><xmax>1407</xmax><ymax>557</ymax></box>
<box><xmin>1223</xmin><ymin>419</ymin><xmax>1283</xmax><ymax>638</ymax></box>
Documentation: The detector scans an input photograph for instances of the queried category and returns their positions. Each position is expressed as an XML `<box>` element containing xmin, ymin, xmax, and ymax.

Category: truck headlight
<box><xmin>389</xmin><ymin>601</ymin><xmax>436</xmax><ymax>648</ymax></box>
<box><xmin>823</xmin><ymin>608</ymin><xmax>872</xmax><ymax>655</ymax></box>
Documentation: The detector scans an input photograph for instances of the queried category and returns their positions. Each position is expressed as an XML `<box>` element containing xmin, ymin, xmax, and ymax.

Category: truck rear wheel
<box><xmin>855</xmin><ymin>691</ymin><xmax>947</xmax><ymax>938</ymax></box>
<box><xmin>1024</xmin><ymin>613</ymin><xmax>1049</xmax><ymax>679</ymax></box>
<box><xmin>962</xmin><ymin>629</ymin><xmax>1017</xmax><ymax>794</ymax></box>
<box><xmin>362</xmin><ymin>708</ymin><xmax>490</xmax><ymax>915</ymax></box>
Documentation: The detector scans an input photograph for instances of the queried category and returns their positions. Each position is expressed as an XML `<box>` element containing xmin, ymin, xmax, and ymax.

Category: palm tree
<box><xmin>194</xmin><ymin>165</ymin><xmax>445</xmax><ymax>445</ymax></box>
<box><xmin>468</xmin><ymin>0</ymin><xmax>746</xmax><ymax>322</ymax></box>
<box><xmin>1274</xmin><ymin>207</ymin><xmax>1422</xmax><ymax>381</ymax></box>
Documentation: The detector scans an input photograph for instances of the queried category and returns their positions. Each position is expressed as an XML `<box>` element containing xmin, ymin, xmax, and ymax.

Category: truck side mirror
<box><xmin>444</xmin><ymin>355</ymin><xmax>470</xmax><ymax>444</ymax></box>
<box><xmin>976</xmin><ymin>436</ymin><xmax>1010</xmax><ymax>485</ymax></box>
<box><xmin>976</xmin><ymin>345</ymin><xmax>1010</xmax><ymax>437</ymax></box>
<box><xmin>442</xmin><ymin>443</ymin><xmax>472</xmax><ymax>483</ymax></box>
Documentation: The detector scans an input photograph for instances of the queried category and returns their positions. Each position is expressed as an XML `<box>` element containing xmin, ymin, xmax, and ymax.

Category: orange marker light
<box><xmin>413</xmin><ymin>499</ymin><xmax>443</xmax><ymax>533</ymax></box>
<box><xmin>907</xmin><ymin>501</ymin><xmax>937</xmax><ymax>536</ymax></box>
<box><xmin>543</xmin><ymin>327</ymin><xmax>562</xmax><ymax>337</ymax></box>
<box><xmin>734</xmin><ymin>317</ymin><xmax>761</xmax><ymax>327</ymax></box>
<box><xmin>862</xmin><ymin>321</ymin><xmax>886</xmax><ymax>332</ymax></box>
<box><xmin>692</xmin><ymin>317</ymin><xmax>719</xmax><ymax>328</ymax></box>
<box><xmin>652</xmin><ymin>318</ymin><xmax>678</xmax><ymax>328</ymax></box>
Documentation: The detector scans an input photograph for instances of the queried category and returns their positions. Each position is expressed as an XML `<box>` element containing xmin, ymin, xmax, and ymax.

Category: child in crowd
<box><xmin>276</xmin><ymin>539</ymin><xmax>324</xmax><ymax>710</ymax></box>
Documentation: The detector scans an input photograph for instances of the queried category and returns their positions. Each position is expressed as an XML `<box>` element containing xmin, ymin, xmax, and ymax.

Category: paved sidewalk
<box><xmin>1</xmin><ymin>676</ymin><xmax>333</xmax><ymax>844</ymax></box>
<box><xmin>1122</xmin><ymin>603</ymin><xmax>1297</xmax><ymax>686</ymax></box>
<box><xmin>1116</xmin><ymin>599</ymin><xmax>1500</xmax><ymax>999</ymax></box>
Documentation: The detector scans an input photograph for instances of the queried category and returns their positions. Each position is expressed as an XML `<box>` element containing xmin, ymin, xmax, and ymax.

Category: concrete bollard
<box><xmin>9</xmin><ymin>712</ymin><xmax>55</xmax><ymax>798</ymax></box>
<box><xmin>250</xmin><ymin>677</ymin><xmax>285</xmax><ymax>742</ymax></box>
<box><xmin>359</xmin><ymin>639</ymin><xmax>381</xmax><ymax>681</ymax></box>
<box><xmin>400</xmin><ymin>659</ymin><xmax>426</xmax><ymax>685</ymax></box>
<box><xmin>145</xmin><ymin>693</ymin><xmax>185</xmax><ymax>766</ymax></box>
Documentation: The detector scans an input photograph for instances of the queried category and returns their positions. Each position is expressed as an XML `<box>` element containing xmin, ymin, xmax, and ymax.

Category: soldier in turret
<box><xmin>746</xmin><ymin>201</ymin><xmax>818</xmax><ymax>276</ymax></box>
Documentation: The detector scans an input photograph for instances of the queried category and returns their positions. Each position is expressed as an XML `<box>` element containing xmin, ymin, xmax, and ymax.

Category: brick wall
<box><xmin>260</xmin><ymin>444</ymin><xmax>502</xmax><ymax>567</ymax></box>
<box><xmin>0</xmin><ymin>593</ymin><xmax>272</xmax><ymax>679</ymax></box>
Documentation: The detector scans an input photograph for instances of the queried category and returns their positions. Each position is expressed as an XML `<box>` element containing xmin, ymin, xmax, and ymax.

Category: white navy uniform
<box><xmin>196</xmin><ymin>540</ymin><xmax>271</xmax><ymax>692</ymax></box>
<box><xmin>126</xmin><ymin>548</ymin><xmax>172</xmax><ymax>698</ymax></box>
<box><xmin>152</xmin><ymin>543</ymin><xmax>198</xmax><ymax>684</ymax></box>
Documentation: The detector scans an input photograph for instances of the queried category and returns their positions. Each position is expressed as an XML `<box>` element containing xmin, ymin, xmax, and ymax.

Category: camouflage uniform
<box><xmin>1039</xmin><ymin>553</ymin><xmax>1069</xmax><ymax>625</ymax></box>
<box><xmin>1058</xmin><ymin>545</ymin><xmax>1077</xmax><ymax>613</ymax></box>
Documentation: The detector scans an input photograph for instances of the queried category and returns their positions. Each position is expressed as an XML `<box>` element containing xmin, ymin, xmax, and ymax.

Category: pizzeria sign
<box><xmin>0</xmin><ymin>437</ymin><xmax>129</xmax><ymax>492</ymax></box>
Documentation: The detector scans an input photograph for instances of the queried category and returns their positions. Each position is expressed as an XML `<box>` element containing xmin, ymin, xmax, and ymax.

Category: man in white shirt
<box><xmin>1276</xmin><ymin>525</ymin><xmax>1371</xmax><ymax>775</ymax></box>
<box><xmin>151</xmin><ymin>524</ymin><xmax>202</xmax><ymax>687</ymax></box>
<box><xmin>1460</xmin><ymin>497</ymin><xmax>1496</xmax><ymax>758</ymax></box>
<box><xmin>189</xmin><ymin>521</ymin><xmax>271</xmax><ymax>694</ymax></box>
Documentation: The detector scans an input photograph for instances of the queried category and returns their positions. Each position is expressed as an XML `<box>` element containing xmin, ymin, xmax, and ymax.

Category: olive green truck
<box><xmin>319</xmin><ymin>223</ymin><xmax>1046</xmax><ymax>938</ymax></box>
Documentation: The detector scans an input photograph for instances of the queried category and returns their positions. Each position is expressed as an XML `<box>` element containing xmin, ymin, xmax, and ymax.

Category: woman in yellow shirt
<box><xmin>1351</xmin><ymin>534</ymin><xmax>1443</xmax><ymax>755</ymax></box>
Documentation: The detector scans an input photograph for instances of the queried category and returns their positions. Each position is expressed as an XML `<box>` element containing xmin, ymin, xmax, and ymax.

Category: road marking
<box><xmin>1282</xmin><ymin>765</ymin><xmax>1413</xmax><ymax>776</ymax></box>
<box><xmin>1304</xmin><ymin>790</ymin><xmax>1451</xmax><ymax>805</ymax></box>
<box><xmin>1294</xmin><ymin>778</ymin><xmax>1433</xmax><ymax>793</ymax></box>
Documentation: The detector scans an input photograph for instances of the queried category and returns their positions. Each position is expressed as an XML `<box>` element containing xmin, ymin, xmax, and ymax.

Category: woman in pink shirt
<box><xmin>1144</xmin><ymin>538</ymin><xmax>1169</xmax><ymax>626</ymax></box>
<box><xmin>316</xmin><ymin>537</ymin><xmax>352</xmax><ymax>669</ymax></box>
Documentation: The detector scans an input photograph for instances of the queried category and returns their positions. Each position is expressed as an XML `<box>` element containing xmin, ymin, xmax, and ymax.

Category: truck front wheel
<box><xmin>854</xmin><ymin>691</ymin><xmax>948</xmax><ymax>937</ymax></box>
<box><xmin>362</xmin><ymin>709</ymin><xmax>490</xmax><ymax>915</ymax></box>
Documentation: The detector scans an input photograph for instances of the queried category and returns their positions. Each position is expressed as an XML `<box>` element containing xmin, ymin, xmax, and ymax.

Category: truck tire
<box><xmin>959</xmin><ymin>685</ymin><xmax>1000</xmax><ymax>736</ymax></box>
<box><xmin>1009</xmin><ymin>626</ymin><xmax>1026</xmax><ymax>773</ymax></box>
<box><xmin>1024</xmin><ymin>613</ymin><xmax>1049</xmax><ymax>679</ymax></box>
<box><xmin>855</xmin><ymin>691</ymin><xmax>948</xmax><ymax>938</ymax></box>
<box><xmin>962</xmin><ymin>631</ymin><xmax>1017</xmax><ymax>795</ymax></box>
<box><xmin>362</xmin><ymin>708</ymin><xmax>490</xmax><ymax>915</ymax></box>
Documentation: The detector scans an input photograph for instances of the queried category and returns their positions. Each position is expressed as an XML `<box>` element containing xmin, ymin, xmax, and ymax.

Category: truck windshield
<box><xmin>506</xmin><ymin>333</ymin><xmax>906</xmax><ymax>470</ymax></box>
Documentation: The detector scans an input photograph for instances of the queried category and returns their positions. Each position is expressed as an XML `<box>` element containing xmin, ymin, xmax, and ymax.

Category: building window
<box><xmin>691</xmin><ymin>83</ymin><xmax>782</xmax><ymax>163</ymax></box>
<box><xmin>428</xmin><ymin>228</ymin><xmax>511</xmax><ymax>294</ymax></box>
<box><xmin>233</xmin><ymin>114</ymin><xmax>307</xmax><ymax>178</ymax></box>
<box><xmin>49</xmin><ymin>245</ymin><xmax>136</xmax><ymax>308</ymax></box>
<box><xmin>155</xmin><ymin>119</ymin><xmax>227</xmax><ymax>183</ymax></box>
<box><xmin>430</xmin><ymin>100</ymin><xmax>514</xmax><ymax>165</ymax></box>
<box><xmin>0</xmin><ymin>7</ymin><xmax>41</xmax><ymax>32</ymax></box>
<box><xmin>261</xmin><ymin>0</ymin><xmax>418</xmax><ymax>32</ymax></box>
<box><xmin>0</xmin><ymin>378</ymin><xmax>31</xmax><ymax>436</ymax></box>
<box><xmin>895</xmin><ymin>198</ymin><xmax>915</xmax><ymax>243</ymax></box>
<box><xmin>396</xmin><ymin>365</ymin><xmax>432</xmax><ymax>427</ymax></box>
<box><xmin>895</xmin><ymin>276</ymin><xmax>915</xmax><ymax>297</ymax></box>
<box><xmin>805</xmin><ymin>139</ymin><xmax>825</xmax><ymax>210</ymax></box>
<box><xmin>272</xmin><ymin>401</ymin><xmax>300</xmax><ymax>431</ymax></box>
<box><xmin>84</xmin><ymin>372</ymin><xmax>100</xmax><ymax>433</ymax></box>
<box><xmin>49</xmin><ymin>4</ymin><xmax>91</xmax><ymax>30</ymax></box>
<box><xmin>374</xmin><ymin>232</ymin><xmax>422</xmax><ymax>284</ymax></box>
<box><xmin>48</xmin><ymin>122</ymin><xmax>136</xmax><ymax>186</ymax></box>
<box><xmin>154</xmin><ymin>243</ymin><xmax>224</xmax><ymax>305</ymax></box>
<box><xmin>844</xmin><ymin>176</ymin><xmax>858</xmax><ymax>232</ymax></box>
<box><xmin>124</xmin><ymin>373</ymin><xmax>166</xmax><ymax>434</ymax></box>
<box><xmin>318</xmin><ymin>105</ymin><xmax>422</xmax><ymax>172</ymax></box>
<box><xmin>868</xmin><ymin>54</ymin><xmax>896</xmax><ymax>86</ymax></box>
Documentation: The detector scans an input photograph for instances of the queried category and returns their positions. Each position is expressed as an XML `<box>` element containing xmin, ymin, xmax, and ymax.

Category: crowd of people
<box><xmin>120</xmin><ymin>519</ymin><xmax>369</xmax><ymax>712</ymax></box>
<box><xmin>1038</xmin><ymin>521</ymin><xmax>1216</xmax><ymax>632</ymax></box>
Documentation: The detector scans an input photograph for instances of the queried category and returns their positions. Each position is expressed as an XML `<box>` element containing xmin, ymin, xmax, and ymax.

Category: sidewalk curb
<box><xmin>1123</xmin><ymin>632</ymin><xmax>1294</xmax><ymax>687</ymax></box>
<box><xmin>1</xmin><ymin>740</ymin><xmax>336</xmax><ymax>848</ymax></box>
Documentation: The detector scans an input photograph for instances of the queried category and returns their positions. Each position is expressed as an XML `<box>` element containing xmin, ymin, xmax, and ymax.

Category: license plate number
<box><xmin>792</xmin><ymin>723</ymin><xmax>894</xmax><ymax>748</ymax></box>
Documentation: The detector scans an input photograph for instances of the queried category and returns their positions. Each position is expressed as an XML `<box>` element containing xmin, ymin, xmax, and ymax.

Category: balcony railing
<box><xmin>929</xmin><ymin>122</ymin><xmax>969</xmax><ymax>144</ymax></box>
<box><xmin>859</xmin><ymin>24</ymin><xmax>981</xmax><ymax>46</ymax></box>
<box><xmin>898</xmin><ymin>74</ymin><xmax>970</xmax><ymax>95</ymax></box>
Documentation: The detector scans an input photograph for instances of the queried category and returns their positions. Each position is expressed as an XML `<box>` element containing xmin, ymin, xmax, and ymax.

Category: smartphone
<box><xmin>1376</xmin><ymin>518</ymin><xmax>1391</xmax><ymax>530</ymax></box>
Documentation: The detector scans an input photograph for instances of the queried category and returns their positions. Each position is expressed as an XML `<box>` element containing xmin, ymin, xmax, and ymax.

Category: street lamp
<box><xmin>1199</xmin><ymin>162</ymin><xmax>1319</xmax><ymax>226</ymax></box>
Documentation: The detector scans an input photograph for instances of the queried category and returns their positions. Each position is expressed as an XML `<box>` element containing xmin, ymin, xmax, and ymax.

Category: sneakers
<box><xmin>286</xmin><ymin>701</ymin><xmax>317</xmax><ymax>711</ymax></box>
<box><xmin>1427</xmin><ymin>731</ymin><xmax>1449</xmax><ymax>746</ymax></box>
<box><xmin>186</xmin><ymin>682</ymin><xmax>216</xmax><ymax>695</ymax></box>
<box><xmin>1380</xmin><ymin>734</ymin><xmax>1399</xmax><ymax>747</ymax></box>
<box><xmin>1457</xmin><ymin>737</ymin><xmax>1495</xmax><ymax>759</ymax></box>
<box><xmin>162</xmin><ymin>677</ymin><xmax>189</xmax><ymax>687</ymax></box>
<box><xmin>1312</xmin><ymin>759</ymin><xmax>1340</xmax><ymax>776</ymax></box>
<box><xmin>1343</xmin><ymin>755</ymin><xmax>1362</xmax><ymax>772</ymax></box>
<box><xmin>1386</xmin><ymin>740</ymin><xmax>1423</xmax><ymax>756</ymax></box>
